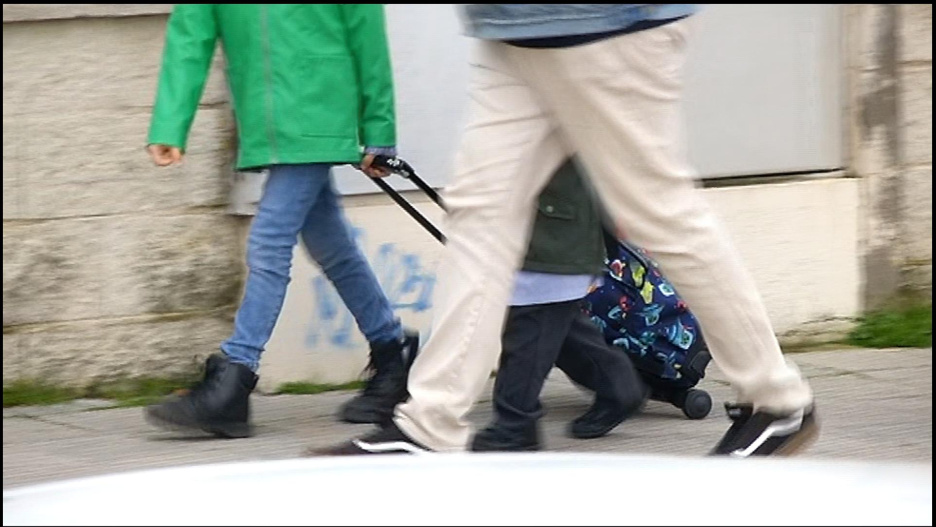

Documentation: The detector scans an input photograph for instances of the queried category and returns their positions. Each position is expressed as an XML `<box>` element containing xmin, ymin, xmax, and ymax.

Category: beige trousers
<box><xmin>394</xmin><ymin>20</ymin><xmax>813</xmax><ymax>452</ymax></box>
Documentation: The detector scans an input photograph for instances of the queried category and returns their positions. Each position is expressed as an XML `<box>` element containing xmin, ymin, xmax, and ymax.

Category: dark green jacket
<box><xmin>522</xmin><ymin>159</ymin><xmax>606</xmax><ymax>275</ymax></box>
<box><xmin>148</xmin><ymin>4</ymin><xmax>396</xmax><ymax>170</ymax></box>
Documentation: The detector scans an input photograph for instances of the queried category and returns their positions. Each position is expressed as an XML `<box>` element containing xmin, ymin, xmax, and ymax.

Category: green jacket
<box><xmin>148</xmin><ymin>4</ymin><xmax>396</xmax><ymax>170</ymax></box>
<box><xmin>522</xmin><ymin>159</ymin><xmax>607</xmax><ymax>275</ymax></box>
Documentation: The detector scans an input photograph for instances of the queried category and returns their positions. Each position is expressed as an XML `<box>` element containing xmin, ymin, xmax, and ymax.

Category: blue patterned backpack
<box><xmin>583</xmin><ymin>235</ymin><xmax>714</xmax><ymax>419</ymax></box>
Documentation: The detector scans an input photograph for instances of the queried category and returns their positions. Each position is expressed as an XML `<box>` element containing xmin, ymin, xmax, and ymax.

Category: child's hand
<box><xmin>147</xmin><ymin>144</ymin><xmax>183</xmax><ymax>166</ymax></box>
<box><xmin>360</xmin><ymin>153</ymin><xmax>390</xmax><ymax>178</ymax></box>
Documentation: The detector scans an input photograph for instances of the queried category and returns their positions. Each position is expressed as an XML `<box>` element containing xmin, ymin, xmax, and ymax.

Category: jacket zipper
<box><xmin>260</xmin><ymin>5</ymin><xmax>279</xmax><ymax>163</ymax></box>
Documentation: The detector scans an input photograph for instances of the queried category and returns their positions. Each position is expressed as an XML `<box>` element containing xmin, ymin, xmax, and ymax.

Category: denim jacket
<box><xmin>460</xmin><ymin>4</ymin><xmax>697</xmax><ymax>40</ymax></box>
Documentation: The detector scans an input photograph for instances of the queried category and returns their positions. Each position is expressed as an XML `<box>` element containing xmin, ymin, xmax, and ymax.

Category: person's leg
<box><xmin>511</xmin><ymin>21</ymin><xmax>817</xmax><ymax>455</ymax></box>
<box><xmin>554</xmin><ymin>308</ymin><xmax>647</xmax><ymax>439</ymax></box>
<box><xmin>221</xmin><ymin>164</ymin><xmax>333</xmax><ymax>370</ymax></box>
<box><xmin>298</xmin><ymin>175</ymin><xmax>416</xmax><ymax>424</ymax></box>
<box><xmin>300</xmin><ymin>174</ymin><xmax>403</xmax><ymax>344</ymax></box>
<box><xmin>146</xmin><ymin>164</ymin><xmax>330</xmax><ymax>438</ymax></box>
<box><xmin>472</xmin><ymin>301</ymin><xmax>578</xmax><ymax>452</ymax></box>
<box><xmin>353</xmin><ymin>40</ymin><xmax>571</xmax><ymax>453</ymax></box>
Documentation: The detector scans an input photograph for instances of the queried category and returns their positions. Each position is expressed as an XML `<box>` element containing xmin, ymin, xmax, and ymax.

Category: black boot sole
<box><xmin>338</xmin><ymin>391</ymin><xmax>407</xmax><ymax>425</ymax></box>
<box><xmin>339</xmin><ymin>405</ymin><xmax>399</xmax><ymax>426</ymax></box>
<box><xmin>144</xmin><ymin>407</ymin><xmax>253</xmax><ymax>439</ymax></box>
<box><xmin>471</xmin><ymin>443</ymin><xmax>542</xmax><ymax>453</ymax></box>
<box><xmin>470</xmin><ymin>426</ymin><xmax>542</xmax><ymax>453</ymax></box>
<box><xmin>338</xmin><ymin>409</ymin><xmax>388</xmax><ymax>425</ymax></box>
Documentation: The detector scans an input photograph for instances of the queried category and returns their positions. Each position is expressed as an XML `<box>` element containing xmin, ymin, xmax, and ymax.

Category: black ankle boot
<box><xmin>338</xmin><ymin>330</ymin><xmax>419</xmax><ymax>424</ymax></box>
<box><xmin>471</xmin><ymin>423</ymin><xmax>541</xmax><ymax>452</ymax></box>
<box><xmin>144</xmin><ymin>353</ymin><xmax>258</xmax><ymax>438</ymax></box>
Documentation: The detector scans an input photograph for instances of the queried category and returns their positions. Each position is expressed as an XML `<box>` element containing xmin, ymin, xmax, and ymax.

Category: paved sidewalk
<box><xmin>4</xmin><ymin>347</ymin><xmax>932</xmax><ymax>489</ymax></box>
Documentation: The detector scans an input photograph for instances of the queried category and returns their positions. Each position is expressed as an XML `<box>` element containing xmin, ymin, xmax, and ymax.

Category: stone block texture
<box><xmin>3</xmin><ymin>9</ymin><xmax>242</xmax><ymax>387</ymax></box>
<box><xmin>899</xmin><ymin>4</ymin><xmax>932</xmax><ymax>64</ymax></box>
<box><xmin>848</xmin><ymin>4</ymin><xmax>933</xmax><ymax>305</ymax></box>
<box><xmin>896</xmin><ymin>6</ymin><xmax>932</xmax><ymax>292</ymax></box>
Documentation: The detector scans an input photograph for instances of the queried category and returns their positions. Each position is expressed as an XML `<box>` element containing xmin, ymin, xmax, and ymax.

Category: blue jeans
<box><xmin>221</xmin><ymin>163</ymin><xmax>403</xmax><ymax>371</ymax></box>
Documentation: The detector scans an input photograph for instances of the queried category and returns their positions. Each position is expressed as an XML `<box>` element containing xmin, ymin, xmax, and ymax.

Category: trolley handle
<box><xmin>371</xmin><ymin>155</ymin><xmax>445</xmax><ymax>211</ymax></box>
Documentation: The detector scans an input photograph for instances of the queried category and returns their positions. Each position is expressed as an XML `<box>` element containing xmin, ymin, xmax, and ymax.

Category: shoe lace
<box><xmin>359</xmin><ymin>358</ymin><xmax>383</xmax><ymax>396</ymax></box>
<box><xmin>359</xmin><ymin>339</ymin><xmax>410</xmax><ymax>396</ymax></box>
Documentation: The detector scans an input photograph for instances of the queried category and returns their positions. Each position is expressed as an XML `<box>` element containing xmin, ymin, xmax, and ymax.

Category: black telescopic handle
<box><xmin>371</xmin><ymin>155</ymin><xmax>446</xmax><ymax>211</ymax></box>
<box><xmin>368</xmin><ymin>176</ymin><xmax>445</xmax><ymax>243</ymax></box>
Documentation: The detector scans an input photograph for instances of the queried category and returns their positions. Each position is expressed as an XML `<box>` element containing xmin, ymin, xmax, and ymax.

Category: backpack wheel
<box><xmin>681</xmin><ymin>389</ymin><xmax>712</xmax><ymax>420</ymax></box>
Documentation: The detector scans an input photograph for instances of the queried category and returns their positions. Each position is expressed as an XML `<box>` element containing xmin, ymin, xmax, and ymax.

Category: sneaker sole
<box><xmin>773</xmin><ymin>419</ymin><xmax>820</xmax><ymax>457</ymax></box>
<box><xmin>569</xmin><ymin>411</ymin><xmax>631</xmax><ymax>440</ymax></box>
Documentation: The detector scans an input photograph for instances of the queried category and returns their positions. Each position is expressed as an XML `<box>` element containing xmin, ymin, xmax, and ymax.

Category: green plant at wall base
<box><xmin>84</xmin><ymin>377</ymin><xmax>198</xmax><ymax>400</ymax></box>
<box><xmin>2</xmin><ymin>381</ymin><xmax>79</xmax><ymax>408</ymax></box>
<box><xmin>10</xmin><ymin>302</ymin><xmax>927</xmax><ymax>408</ymax></box>
<box><xmin>3</xmin><ymin>376</ymin><xmax>371</xmax><ymax>409</ymax></box>
<box><xmin>2</xmin><ymin>376</ymin><xmax>199</xmax><ymax>409</ymax></box>
<box><xmin>273</xmin><ymin>381</ymin><xmax>366</xmax><ymax>395</ymax></box>
<box><xmin>846</xmin><ymin>303</ymin><xmax>932</xmax><ymax>348</ymax></box>
<box><xmin>84</xmin><ymin>377</ymin><xmax>202</xmax><ymax>409</ymax></box>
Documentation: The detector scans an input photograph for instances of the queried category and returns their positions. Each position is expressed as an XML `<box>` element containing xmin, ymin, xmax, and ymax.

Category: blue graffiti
<box><xmin>372</xmin><ymin>244</ymin><xmax>435</xmax><ymax>312</ymax></box>
<box><xmin>305</xmin><ymin>226</ymin><xmax>436</xmax><ymax>349</ymax></box>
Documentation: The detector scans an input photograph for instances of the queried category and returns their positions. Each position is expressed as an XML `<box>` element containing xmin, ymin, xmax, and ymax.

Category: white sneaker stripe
<box><xmin>352</xmin><ymin>439</ymin><xmax>430</xmax><ymax>455</ymax></box>
<box><xmin>729</xmin><ymin>409</ymin><xmax>805</xmax><ymax>458</ymax></box>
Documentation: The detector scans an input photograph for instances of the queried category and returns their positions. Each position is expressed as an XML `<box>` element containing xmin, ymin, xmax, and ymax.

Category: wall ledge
<box><xmin>3</xmin><ymin>4</ymin><xmax>172</xmax><ymax>23</ymax></box>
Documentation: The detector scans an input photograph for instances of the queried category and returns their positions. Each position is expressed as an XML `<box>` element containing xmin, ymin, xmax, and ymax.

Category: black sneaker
<box><xmin>471</xmin><ymin>423</ymin><xmax>541</xmax><ymax>452</ymax></box>
<box><xmin>568</xmin><ymin>397</ymin><xmax>638</xmax><ymax>440</ymax></box>
<box><xmin>144</xmin><ymin>353</ymin><xmax>258</xmax><ymax>439</ymax></box>
<box><xmin>338</xmin><ymin>330</ymin><xmax>419</xmax><ymax>424</ymax></box>
<box><xmin>710</xmin><ymin>402</ymin><xmax>819</xmax><ymax>457</ymax></box>
<box><xmin>306</xmin><ymin>420</ymin><xmax>431</xmax><ymax>456</ymax></box>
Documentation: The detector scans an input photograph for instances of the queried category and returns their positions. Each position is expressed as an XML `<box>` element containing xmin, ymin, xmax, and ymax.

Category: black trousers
<box><xmin>491</xmin><ymin>299</ymin><xmax>645</xmax><ymax>434</ymax></box>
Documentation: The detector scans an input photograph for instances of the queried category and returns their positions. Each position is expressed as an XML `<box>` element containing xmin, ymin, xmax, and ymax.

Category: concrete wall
<box><xmin>2</xmin><ymin>5</ymin><xmax>244</xmax><ymax>386</ymax></box>
<box><xmin>848</xmin><ymin>4</ymin><xmax>933</xmax><ymax>306</ymax></box>
<box><xmin>258</xmin><ymin>177</ymin><xmax>863</xmax><ymax>390</ymax></box>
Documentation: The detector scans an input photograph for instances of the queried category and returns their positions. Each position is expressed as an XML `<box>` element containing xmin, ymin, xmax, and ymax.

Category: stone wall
<box><xmin>2</xmin><ymin>5</ymin><xmax>244</xmax><ymax>386</ymax></box>
<box><xmin>848</xmin><ymin>4</ymin><xmax>933</xmax><ymax>307</ymax></box>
